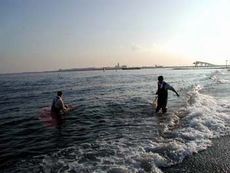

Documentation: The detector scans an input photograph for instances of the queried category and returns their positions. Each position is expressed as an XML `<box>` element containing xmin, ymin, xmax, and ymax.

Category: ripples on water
<box><xmin>0</xmin><ymin>69</ymin><xmax>230</xmax><ymax>173</ymax></box>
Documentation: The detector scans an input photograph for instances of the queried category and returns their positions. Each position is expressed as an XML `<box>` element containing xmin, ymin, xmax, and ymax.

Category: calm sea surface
<box><xmin>0</xmin><ymin>68</ymin><xmax>230</xmax><ymax>173</ymax></box>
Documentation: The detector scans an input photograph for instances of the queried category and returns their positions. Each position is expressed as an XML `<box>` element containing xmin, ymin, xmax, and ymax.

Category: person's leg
<box><xmin>162</xmin><ymin>99</ymin><xmax>168</xmax><ymax>113</ymax></box>
<box><xmin>162</xmin><ymin>107</ymin><xmax>167</xmax><ymax>113</ymax></box>
<box><xmin>156</xmin><ymin>98</ymin><xmax>162</xmax><ymax>113</ymax></box>
<box><xmin>156</xmin><ymin>105</ymin><xmax>161</xmax><ymax>113</ymax></box>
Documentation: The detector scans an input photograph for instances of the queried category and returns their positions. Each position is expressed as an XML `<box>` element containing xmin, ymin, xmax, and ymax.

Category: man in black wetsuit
<box><xmin>155</xmin><ymin>76</ymin><xmax>179</xmax><ymax>113</ymax></box>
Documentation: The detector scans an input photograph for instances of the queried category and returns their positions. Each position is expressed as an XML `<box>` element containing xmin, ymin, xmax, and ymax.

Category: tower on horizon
<box><xmin>115</xmin><ymin>63</ymin><xmax>120</xmax><ymax>68</ymax></box>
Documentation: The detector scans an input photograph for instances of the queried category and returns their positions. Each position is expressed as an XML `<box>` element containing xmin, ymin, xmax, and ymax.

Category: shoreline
<box><xmin>0</xmin><ymin>66</ymin><xmax>228</xmax><ymax>75</ymax></box>
<box><xmin>162</xmin><ymin>135</ymin><xmax>230</xmax><ymax>173</ymax></box>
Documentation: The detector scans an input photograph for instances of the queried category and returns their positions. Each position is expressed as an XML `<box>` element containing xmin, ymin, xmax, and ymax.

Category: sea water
<box><xmin>0</xmin><ymin>68</ymin><xmax>229</xmax><ymax>173</ymax></box>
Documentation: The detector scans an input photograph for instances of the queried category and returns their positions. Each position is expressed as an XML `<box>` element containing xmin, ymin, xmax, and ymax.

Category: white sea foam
<box><xmin>210</xmin><ymin>75</ymin><xmax>229</xmax><ymax>84</ymax></box>
<box><xmin>208</xmin><ymin>70</ymin><xmax>230</xmax><ymax>84</ymax></box>
<box><xmin>158</xmin><ymin>85</ymin><xmax>230</xmax><ymax>155</ymax></box>
<box><xmin>142</xmin><ymin>84</ymin><xmax>230</xmax><ymax>171</ymax></box>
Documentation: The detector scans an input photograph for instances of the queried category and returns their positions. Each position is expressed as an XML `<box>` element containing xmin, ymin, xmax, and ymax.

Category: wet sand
<box><xmin>163</xmin><ymin>136</ymin><xmax>230</xmax><ymax>173</ymax></box>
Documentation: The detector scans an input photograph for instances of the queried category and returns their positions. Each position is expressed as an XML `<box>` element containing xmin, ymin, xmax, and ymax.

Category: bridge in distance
<box><xmin>193</xmin><ymin>61</ymin><xmax>215</xmax><ymax>67</ymax></box>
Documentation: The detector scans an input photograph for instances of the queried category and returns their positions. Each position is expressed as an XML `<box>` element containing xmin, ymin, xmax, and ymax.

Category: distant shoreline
<box><xmin>0</xmin><ymin>65</ymin><xmax>228</xmax><ymax>75</ymax></box>
<box><xmin>57</xmin><ymin>65</ymin><xmax>228</xmax><ymax>72</ymax></box>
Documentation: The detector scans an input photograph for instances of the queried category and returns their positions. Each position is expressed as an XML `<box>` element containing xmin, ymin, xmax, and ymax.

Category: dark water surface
<box><xmin>0</xmin><ymin>69</ymin><xmax>230</xmax><ymax>173</ymax></box>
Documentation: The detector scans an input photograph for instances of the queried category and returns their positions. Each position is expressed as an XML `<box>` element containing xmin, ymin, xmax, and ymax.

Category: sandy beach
<box><xmin>163</xmin><ymin>136</ymin><xmax>230</xmax><ymax>173</ymax></box>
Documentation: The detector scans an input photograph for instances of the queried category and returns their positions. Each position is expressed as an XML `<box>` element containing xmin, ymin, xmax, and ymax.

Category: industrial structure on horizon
<box><xmin>193</xmin><ymin>61</ymin><xmax>214</xmax><ymax>67</ymax></box>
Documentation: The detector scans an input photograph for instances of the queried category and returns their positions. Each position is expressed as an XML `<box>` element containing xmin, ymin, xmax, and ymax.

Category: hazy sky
<box><xmin>1</xmin><ymin>0</ymin><xmax>230</xmax><ymax>73</ymax></box>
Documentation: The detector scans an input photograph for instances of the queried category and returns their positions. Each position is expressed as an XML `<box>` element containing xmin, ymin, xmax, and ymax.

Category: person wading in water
<box><xmin>155</xmin><ymin>76</ymin><xmax>179</xmax><ymax>113</ymax></box>
<box><xmin>51</xmin><ymin>91</ymin><xmax>69</xmax><ymax>123</ymax></box>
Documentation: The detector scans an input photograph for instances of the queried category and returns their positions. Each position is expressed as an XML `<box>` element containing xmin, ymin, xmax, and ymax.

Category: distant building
<box><xmin>115</xmin><ymin>63</ymin><xmax>120</xmax><ymax>68</ymax></box>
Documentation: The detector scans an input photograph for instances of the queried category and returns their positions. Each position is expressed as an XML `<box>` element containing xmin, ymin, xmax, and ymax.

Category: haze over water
<box><xmin>1</xmin><ymin>0</ymin><xmax>230</xmax><ymax>73</ymax></box>
<box><xmin>0</xmin><ymin>68</ymin><xmax>230</xmax><ymax>172</ymax></box>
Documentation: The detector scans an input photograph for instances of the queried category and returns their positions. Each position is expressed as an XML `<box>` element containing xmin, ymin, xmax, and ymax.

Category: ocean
<box><xmin>0</xmin><ymin>68</ymin><xmax>229</xmax><ymax>173</ymax></box>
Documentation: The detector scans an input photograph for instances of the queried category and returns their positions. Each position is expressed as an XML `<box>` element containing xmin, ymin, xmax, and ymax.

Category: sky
<box><xmin>1</xmin><ymin>0</ymin><xmax>230</xmax><ymax>73</ymax></box>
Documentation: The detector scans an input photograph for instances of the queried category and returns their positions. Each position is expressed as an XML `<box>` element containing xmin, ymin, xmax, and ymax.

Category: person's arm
<box><xmin>165</xmin><ymin>83</ymin><xmax>180</xmax><ymax>97</ymax></box>
<box><xmin>171</xmin><ymin>87</ymin><xmax>180</xmax><ymax>97</ymax></box>
<box><xmin>57</xmin><ymin>99</ymin><xmax>69</xmax><ymax>112</ymax></box>
<box><xmin>62</xmin><ymin>101</ymin><xmax>72</xmax><ymax>112</ymax></box>
<box><xmin>155</xmin><ymin>83</ymin><xmax>159</xmax><ymax>95</ymax></box>
<box><xmin>65</xmin><ymin>104</ymin><xmax>73</xmax><ymax>111</ymax></box>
